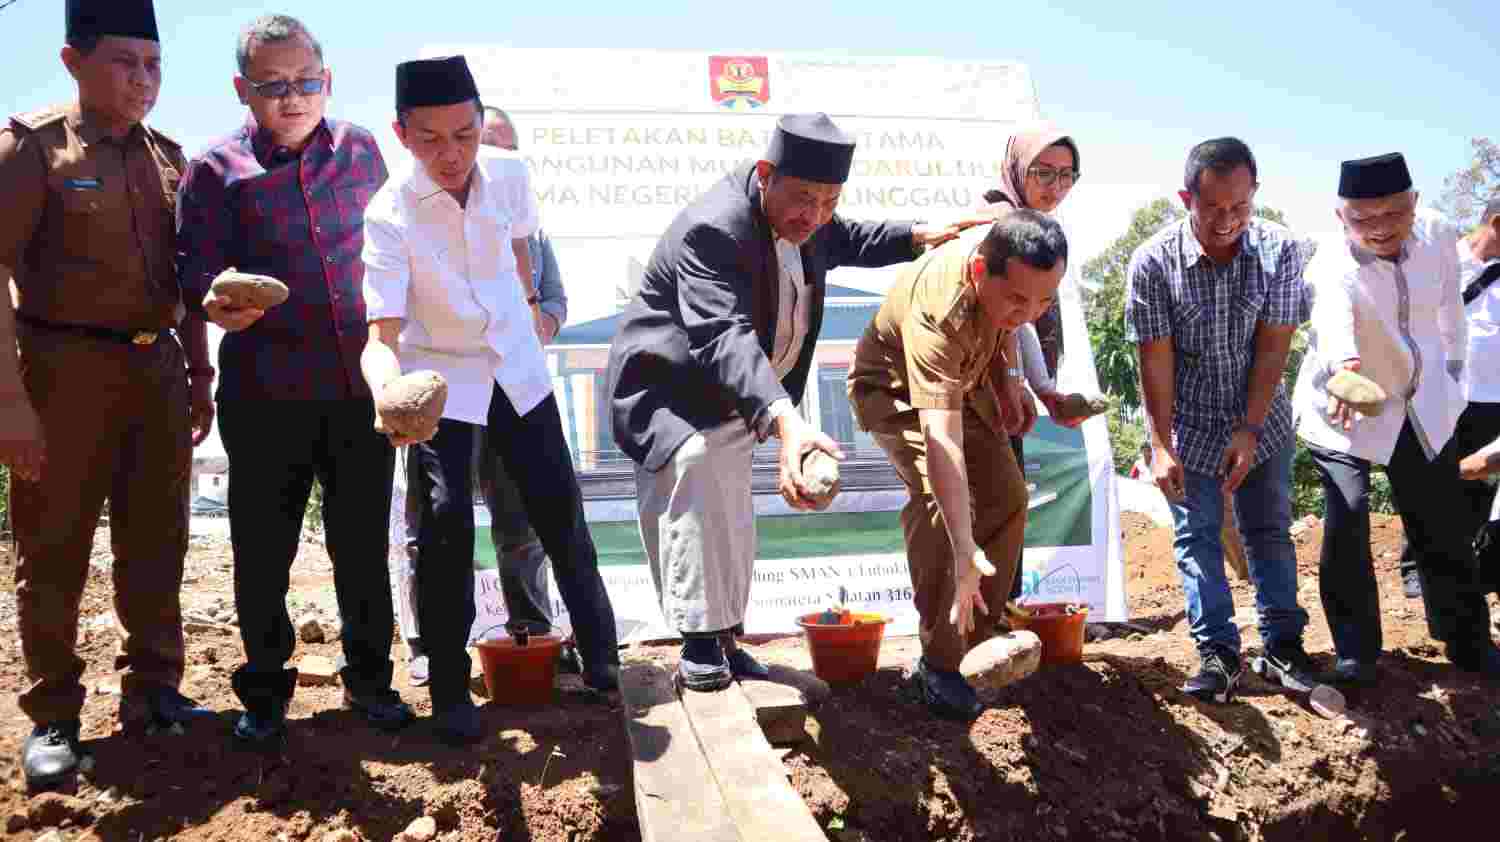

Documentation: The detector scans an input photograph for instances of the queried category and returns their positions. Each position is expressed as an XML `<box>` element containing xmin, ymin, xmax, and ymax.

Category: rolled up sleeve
<box><xmin>503</xmin><ymin>159</ymin><xmax>540</xmax><ymax>241</ymax></box>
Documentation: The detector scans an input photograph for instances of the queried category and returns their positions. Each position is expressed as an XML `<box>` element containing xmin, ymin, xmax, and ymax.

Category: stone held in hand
<box><xmin>960</xmin><ymin>630</ymin><xmax>1042</xmax><ymax>690</ymax></box>
<box><xmin>1325</xmin><ymin>369</ymin><xmax>1388</xmax><ymax>416</ymax></box>
<box><xmin>209</xmin><ymin>268</ymin><xmax>289</xmax><ymax>310</ymax></box>
<box><xmin>376</xmin><ymin>371</ymin><xmax>448</xmax><ymax>440</ymax></box>
<box><xmin>1053</xmin><ymin>392</ymin><xmax>1110</xmax><ymax>422</ymax></box>
<box><xmin>801</xmin><ymin>449</ymin><xmax>841</xmax><ymax>509</ymax></box>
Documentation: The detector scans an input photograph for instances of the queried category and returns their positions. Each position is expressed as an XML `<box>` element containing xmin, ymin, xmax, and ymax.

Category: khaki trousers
<box><xmin>11</xmin><ymin>328</ymin><xmax>190</xmax><ymax>724</ymax></box>
<box><xmin>874</xmin><ymin>406</ymin><xmax>1028</xmax><ymax>671</ymax></box>
<box><xmin>635</xmin><ymin>420</ymin><xmax>757</xmax><ymax>634</ymax></box>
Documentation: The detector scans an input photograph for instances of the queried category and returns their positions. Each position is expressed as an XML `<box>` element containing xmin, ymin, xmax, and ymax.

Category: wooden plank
<box><xmin>680</xmin><ymin>680</ymin><xmax>830</xmax><ymax>842</ymax></box>
<box><xmin>737</xmin><ymin>678</ymin><xmax>809</xmax><ymax>745</ymax></box>
<box><xmin>738</xmin><ymin>664</ymin><xmax>831</xmax><ymax>745</ymax></box>
<box><xmin>620</xmin><ymin>664</ymin><xmax>741</xmax><ymax>842</ymax></box>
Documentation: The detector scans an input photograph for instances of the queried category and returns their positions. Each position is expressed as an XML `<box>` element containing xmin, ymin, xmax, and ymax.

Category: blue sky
<box><xmin>6</xmin><ymin>0</ymin><xmax>1496</xmax><ymax>461</ymax></box>
<box><xmin>5</xmin><ymin>0</ymin><xmax>1496</xmax><ymax>244</ymax></box>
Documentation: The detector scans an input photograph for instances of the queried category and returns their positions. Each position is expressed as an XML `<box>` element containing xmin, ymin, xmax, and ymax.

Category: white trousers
<box><xmin>635</xmin><ymin>420</ymin><xmax>757</xmax><ymax>633</ymax></box>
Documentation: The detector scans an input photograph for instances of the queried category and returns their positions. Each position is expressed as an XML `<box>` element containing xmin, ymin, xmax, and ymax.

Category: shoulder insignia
<box><xmin>9</xmin><ymin>105</ymin><xmax>67</xmax><ymax>133</ymax></box>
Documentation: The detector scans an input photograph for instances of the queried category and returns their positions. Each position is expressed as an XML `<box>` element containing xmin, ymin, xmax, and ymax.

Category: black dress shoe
<box><xmin>582</xmin><ymin>663</ymin><xmax>620</xmax><ymax>693</ymax></box>
<box><xmin>1320</xmin><ymin>658</ymin><xmax>1378</xmax><ymax>688</ymax></box>
<box><xmin>724</xmin><ymin>640</ymin><xmax>771</xmax><ymax>680</ymax></box>
<box><xmin>911</xmin><ymin>658</ymin><xmax>982</xmax><ymax>721</ymax></box>
<box><xmin>432</xmin><ymin>700</ymin><xmax>484</xmax><ymax>746</ymax></box>
<box><xmin>23</xmin><ymin>721</ymin><xmax>84</xmax><ymax>789</ymax></box>
<box><xmin>344</xmin><ymin>688</ymin><xmax>416</xmax><ymax>731</ymax></box>
<box><xmin>557</xmin><ymin>643</ymin><xmax>583</xmax><ymax>676</ymax></box>
<box><xmin>677</xmin><ymin>637</ymin><xmax>732</xmax><ymax>692</ymax></box>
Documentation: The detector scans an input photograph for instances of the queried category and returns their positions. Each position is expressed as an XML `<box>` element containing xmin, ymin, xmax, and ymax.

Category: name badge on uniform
<box><xmin>65</xmin><ymin>177</ymin><xmax>103</xmax><ymax>190</ymax></box>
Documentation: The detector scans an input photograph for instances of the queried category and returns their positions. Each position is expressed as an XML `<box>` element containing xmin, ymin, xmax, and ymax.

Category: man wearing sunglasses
<box><xmin>176</xmin><ymin>14</ymin><xmax>412</xmax><ymax>745</ymax></box>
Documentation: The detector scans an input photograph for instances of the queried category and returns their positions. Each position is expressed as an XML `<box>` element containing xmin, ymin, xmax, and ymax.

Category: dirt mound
<box><xmin>1</xmin><ymin>512</ymin><xmax>1497</xmax><ymax>841</ymax></box>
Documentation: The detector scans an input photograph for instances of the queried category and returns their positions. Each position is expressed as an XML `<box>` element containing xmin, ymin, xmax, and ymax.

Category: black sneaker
<box><xmin>432</xmin><ymin>700</ymin><xmax>484</xmax><ymax>746</ymax></box>
<box><xmin>677</xmin><ymin>637</ymin><xmax>732</xmax><ymax>692</ymax></box>
<box><xmin>1182</xmin><ymin>649</ymin><xmax>1243</xmax><ymax>703</ymax></box>
<box><xmin>1253</xmin><ymin>643</ymin><xmax>1322</xmax><ymax>694</ymax></box>
<box><xmin>230</xmin><ymin>668</ymin><xmax>295</xmax><ymax>745</ymax></box>
<box><xmin>722</xmin><ymin>636</ymin><xmax>771</xmax><ymax>680</ymax></box>
<box><xmin>911</xmin><ymin>657</ymin><xmax>982</xmax><ymax>721</ymax></box>
<box><xmin>343</xmin><ymin>688</ymin><xmax>416</xmax><ymax>732</ymax></box>
<box><xmin>234</xmin><ymin>701</ymin><xmax>289</xmax><ymax>744</ymax></box>
<box><xmin>120</xmin><ymin>686</ymin><xmax>214</xmax><ymax>732</ymax></box>
<box><xmin>22</xmin><ymin>721</ymin><xmax>84</xmax><ymax>790</ymax></box>
<box><xmin>1403</xmin><ymin>569</ymin><xmax>1423</xmax><ymax>600</ymax></box>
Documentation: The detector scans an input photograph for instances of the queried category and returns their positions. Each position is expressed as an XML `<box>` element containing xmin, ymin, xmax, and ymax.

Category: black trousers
<box><xmin>220</xmin><ymin>399</ymin><xmax>396</xmax><ymax>703</ymax></box>
<box><xmin>1308</xmin><ymin>420</ymin><xmax>1492</xmax><ymax>664</ymax></box>
<box><xmin>407</xmin><ymin>388</ymin><xmax>618</xmax><ymax>707</ymax></box>
<box><xmin>476</xmin><ymin>426</ymin><xmax>553</xmax><ymax>632</ymax></box>
<box><xmin>1008</xmin><ymin>436</ymin><xmax>1025</xmax><ymax>601</ymax></box>
<box><xmin>1398</xmin><ymin>402</ymin><xmax>1500</xmax><ymax>584</ymax></box>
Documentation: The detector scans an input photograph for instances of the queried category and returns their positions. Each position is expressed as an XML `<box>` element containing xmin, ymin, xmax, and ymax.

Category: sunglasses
<box><xmin>247</xmin><ymin>76</ymin><xmax>327</xmax><ymax>100</ymax></box>
<box><xmin>1026</xmin><ymin>165</ymin><xmax>1080</xmax><ymax>188</ymax></box>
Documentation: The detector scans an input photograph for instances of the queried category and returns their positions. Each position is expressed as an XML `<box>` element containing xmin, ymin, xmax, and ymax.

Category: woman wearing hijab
<box><xmin>981</xmin><ymin>123</ymin><xmax>1082</xmax><ymax>603</ymax></box>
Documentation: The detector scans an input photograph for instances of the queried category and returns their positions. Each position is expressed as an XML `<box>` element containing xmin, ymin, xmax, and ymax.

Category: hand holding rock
<box><xmin>375</xmin><ymin>371</ymin><xmax>447</xmax><ymax>444</ymax></box>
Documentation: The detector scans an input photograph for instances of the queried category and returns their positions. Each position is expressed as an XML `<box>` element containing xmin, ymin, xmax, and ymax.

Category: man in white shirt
<box><xmin>1452</xmin><ymin>196</ymin><xmax>1500</xmax><ymax>589</ymax></box>
<box><xmin>360</xmin><ymin>56</ymin><xmax>619</xmax><ymax>744</ymax></box>
<box><xmin>1294</xmin><ymin>154</ymin><xmax>1498</xmax><ymax>686</ymax></box>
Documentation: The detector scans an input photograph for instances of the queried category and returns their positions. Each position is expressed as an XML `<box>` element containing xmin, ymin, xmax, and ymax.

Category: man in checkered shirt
<box><xmin>1125</xmin><ymin>137</ymin><xmax>1316</xmax><ymax>704</ymax></box>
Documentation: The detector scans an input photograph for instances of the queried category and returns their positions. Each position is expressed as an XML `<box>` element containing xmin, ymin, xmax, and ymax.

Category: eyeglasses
<box><xmin>1026</xmin><ymin>165</ymin><xmax>1080</xmax><ymax>188</ymax></box>
<box><xmin>246</xmin><ymin>76</ymin><xmax>326</xmax><ymax>100</ymax></box>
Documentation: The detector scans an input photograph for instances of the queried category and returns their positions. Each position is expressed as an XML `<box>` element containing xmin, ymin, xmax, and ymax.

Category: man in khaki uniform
<box><xmin>0</xmin><ymin>0</ymin><xmax>215</xmax><ymax>789</ymax></box>
<box><xmin>848</xmin><ymin>209</ymin><xmax>1067</xmax><ymax>719</ymax></box>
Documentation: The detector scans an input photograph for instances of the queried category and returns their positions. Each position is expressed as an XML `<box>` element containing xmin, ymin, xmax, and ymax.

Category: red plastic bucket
<box><xmin>1009</xmin><ymin>602</ymin><xmax>1088</xmax><ymax>665</ymax></box>
<box><xmin>475</xmin><ymin>634</ymin><xmax>563</xmax><ymax>704</ymax></box>
<box><xmin>796</xmin><ymin>612</ymin><xmax>890</xmax><ymax>685</ymax></box>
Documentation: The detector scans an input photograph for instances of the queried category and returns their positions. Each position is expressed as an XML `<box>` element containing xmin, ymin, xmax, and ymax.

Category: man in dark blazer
<box><xmin>607</xmin><ymin>113</ymin><xmax>984</xmax><ymax>690</ymax></box>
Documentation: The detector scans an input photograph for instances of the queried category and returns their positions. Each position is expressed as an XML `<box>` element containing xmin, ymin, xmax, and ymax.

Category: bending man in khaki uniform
<box><xmin>848</xmin><ymin>209</ymin><xmax>1067</xmax><ymax>719</ymax></box>
<box><xmin>0</xmin><ymin>0</ymin><xmax>215</xmax><ymax>790</ymax></box>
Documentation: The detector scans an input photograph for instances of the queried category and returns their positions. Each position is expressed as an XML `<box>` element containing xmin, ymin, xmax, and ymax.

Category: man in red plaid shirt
<box><xmin>176</xmin><ymin>14</ymin><xmax>412</xmax><ymax>744</ymax></box>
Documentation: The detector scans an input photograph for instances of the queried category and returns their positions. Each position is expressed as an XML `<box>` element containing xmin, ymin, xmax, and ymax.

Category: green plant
<box><xmin>305</xmin><ymin>478</ymin><xmax>325</xmax><ymax>530</ymax></box>
<box><xmin>1107</xmin><ymin>408</ymin><xmax>1147</xmax><ymax>476</ymax></box>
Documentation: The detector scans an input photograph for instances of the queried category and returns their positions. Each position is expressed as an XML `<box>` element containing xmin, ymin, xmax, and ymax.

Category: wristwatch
<box><xmin>1005</xmin><ymin>367</ymin><xmax>1023</xmax><ymax>379</ymax></box>
<box><xmin>525</xmin><ymin>294</ymin><xmax>541</xmax><ymax>306</ymax></box>
<box><xmin>1236</xmin><ymin>422</ymin><xmax>1264</xmax><ymax>440</ymax></box>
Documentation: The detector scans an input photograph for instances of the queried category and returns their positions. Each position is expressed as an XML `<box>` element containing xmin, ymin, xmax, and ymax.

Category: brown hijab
<box><xmin>981</xmin><ymin>122</ymin><xmax>1078</xmax><ymax>381</ymax></box>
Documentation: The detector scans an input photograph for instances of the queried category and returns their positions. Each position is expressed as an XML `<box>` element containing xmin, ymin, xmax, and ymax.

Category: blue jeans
<box><xmin>1168</xmin><ymin>442</ymin><xmax>1308</xmax><ymax>658</ymax></box>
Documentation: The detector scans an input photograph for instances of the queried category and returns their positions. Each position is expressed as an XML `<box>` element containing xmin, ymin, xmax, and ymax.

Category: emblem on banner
<box><xmin>709</xmin><ymin>56</ymin><xmax>770</xmax><ymax>111</ymax></box>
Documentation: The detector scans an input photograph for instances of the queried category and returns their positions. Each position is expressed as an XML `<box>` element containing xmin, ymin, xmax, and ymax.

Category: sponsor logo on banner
<box><xmin>710</xmin><ymin>56</ymin><xmax>770</xmax><ymax>111</ymax></box>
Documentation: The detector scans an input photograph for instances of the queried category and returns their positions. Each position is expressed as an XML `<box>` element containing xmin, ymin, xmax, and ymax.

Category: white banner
<box><xmin>379</xmin><ymin>48</ymin><xmax>1126</xmax><ymax>646</ymax></box>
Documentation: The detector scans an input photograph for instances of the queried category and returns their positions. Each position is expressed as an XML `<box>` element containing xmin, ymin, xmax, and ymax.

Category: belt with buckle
<box><xmin>17</xmin><ymin>314</ymin><xmax>170</xmax><ymax>346</ymax></box>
